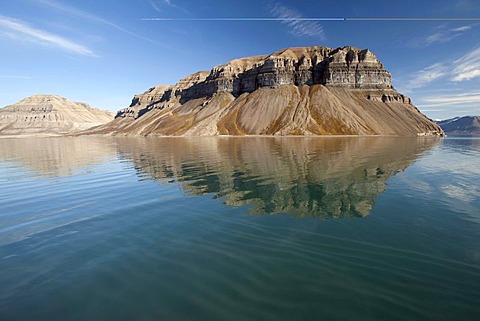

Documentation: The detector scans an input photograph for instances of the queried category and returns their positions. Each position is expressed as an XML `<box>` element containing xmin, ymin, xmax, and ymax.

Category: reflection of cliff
<box><xmin>0</xmin><ymin>137</ymin><xmax>116</xmax><ymax>178</ymax></box>
<box><xmin>115</xmin><ymin>137</ymin><xmax>438</xmax><ymax>218</ymax></box>
<box><xmin>0</xmin><ymin>137</ymin><xmax>438</xmax><ymax>218</ymax></box>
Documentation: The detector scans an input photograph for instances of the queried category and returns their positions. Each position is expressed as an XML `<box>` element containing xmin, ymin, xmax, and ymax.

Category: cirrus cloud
<box><xmin>452</xmin><ymin>47</ymin><xmax>480</xmax><ymax>81</ymax></box>
<box><xmin>268</xmin><ymin>2</ymin><xmax>325</xmax><ymax>39</ymax></box>
<box><xmin>406</xmin><ymin>46</ymin><xmax>480</xmax><ymax>89</ymax></box>
<box><xmin>0</xmin><ymin>15</ymin><xmax>95</xmax><ymax>56</ymax></box>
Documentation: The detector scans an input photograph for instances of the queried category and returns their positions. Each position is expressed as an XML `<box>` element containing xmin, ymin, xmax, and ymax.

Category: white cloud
<box><xmin>0</xmin><ymin>75</ymin><xmax>33</xmax><ymax>79</ymax></box>
<box><xmin>148</xmin><ymin>0</ymin><xmax>162</xmax><ymax>12</ymax></box>
<box><xmin>452</xmin><ymin>47</ymin><xmax>480</xmax><ymax>81</ymax></box>
<box><xmin>405</xmin><ymin>63</ymin><xmax>447</xmax><ymax>89</ymax></box>
<box><xmin>410</xmin><ymin>24</ymin><xmax>474</xmax><ymax>48</ymax></box>
<box><xmin>452</xmin><ymin>26</ymin><xmax>472</xmax><ymax>32</ymax></box>
<box><xmin>453</xmin><ymin>70</ymin><xmax>480</xmax><ymax>81</ymax></box>
<box><xmin>406</xmin><ymin>46</ymin><xmax>480</xmax><ymax>89</ymax></box>
<box><xmin>422</xmin><ymin>92</ymin><xmax>480</xmax><ymax>106</ymax></box>
<box><xmin>147</xmin><ymin>0</ymin><xmax>189</xmax><ymax>15</ymax></box>
<box><xmin>415</xmin><ymin>92</ymin><xmax>480</xmax><ymax>117</ymax></box>
<box><xmin>36</xmin><ymin>0</ymin><xmax>165</xmax><ymax>46</ymax></box>
<box><xmin>0</xmin><ymin>15</ymin><xmax>95</xmax><ymax>56</ymax></box>
<box><xmin>269</xmin><ymin>2</ymin><xmax>325</xmax><ymax>39</ymax></box>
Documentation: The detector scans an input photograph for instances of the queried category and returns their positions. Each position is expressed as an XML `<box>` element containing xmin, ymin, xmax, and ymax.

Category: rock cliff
<box><xmin>0</xmin><ymin>95</ymin><xmax>114</xmax><ymax>136</ymax></box>
<box><xmin>87</xmin><ymin>46</ymin><xmax>443</xmax><ymax>137</ymax></box>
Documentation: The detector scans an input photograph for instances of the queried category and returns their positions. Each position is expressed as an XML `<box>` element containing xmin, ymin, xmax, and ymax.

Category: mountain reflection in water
<box><xmin>0</xmin><ymin>137</ymin><xmax>438</xmax><ymax>219</ymax></box>
<box><xmin>2</xmin><ymin>137</ymin><xmax>478</xmax><ymax>321</ymax></box>
<box><xmin>0</xmin><ymin>137</ymin><xmax>116</xmax><ymax>178</ymax></box>
<box><xmin>114</xmin><ymin>137</ymin><xmax>438</xmax><ymax>218</ymax></box>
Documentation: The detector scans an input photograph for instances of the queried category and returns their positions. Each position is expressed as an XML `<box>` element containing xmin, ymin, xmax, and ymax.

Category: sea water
<box><xmin>0</xmin><ymin>137</ymin><xmax>479</xmax><ymax>320</ymax></box>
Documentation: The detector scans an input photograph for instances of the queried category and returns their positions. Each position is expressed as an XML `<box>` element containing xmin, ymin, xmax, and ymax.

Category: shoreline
<box><xmin>0</xmin><ymin>133</ymin><xmax>445</xmax><ymax>139</ymax></box>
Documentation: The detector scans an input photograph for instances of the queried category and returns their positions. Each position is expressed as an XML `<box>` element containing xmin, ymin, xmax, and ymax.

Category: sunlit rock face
<box><xmin>0</xmin><ymin>95</ymin><xmax>114</xmax><ymax>136</ymax></box>
<box><xmin>86</xmin><ymin>46</ymin><xmax>443</xmax><ymax>137</ymax></box>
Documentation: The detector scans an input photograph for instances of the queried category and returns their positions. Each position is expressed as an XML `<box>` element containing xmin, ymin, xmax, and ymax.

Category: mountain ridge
<box><xmin>436</xmin><ymin>116</ymin><xmax>480</xmax><ymax>136</ymax></box>
<box><xmin>84</xmin><ymin>45</ymin><xmax>443</xmax><ymax>137</ymax></box>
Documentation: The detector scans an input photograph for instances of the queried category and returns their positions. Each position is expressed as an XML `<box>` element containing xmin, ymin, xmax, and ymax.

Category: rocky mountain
<box><xmin>85</xmin><ymin>46</ymin><xmax>443</xmax><ymax>137</ymax></box>
<box><xmin>436</xmin><ymin>116</ymin><xmax>480</xmax><ymax>136</ymax></box>
<box><xmin>0</xmin><ymin>95</ymin><xmax>114</xmax><ymax>136</ymax></box>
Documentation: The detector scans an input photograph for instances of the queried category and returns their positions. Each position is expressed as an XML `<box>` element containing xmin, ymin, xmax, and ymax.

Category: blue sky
<box><xmin>0</xmin><ymin>0</ymin><xmax>479</xmax><ymax>119</ymax></box>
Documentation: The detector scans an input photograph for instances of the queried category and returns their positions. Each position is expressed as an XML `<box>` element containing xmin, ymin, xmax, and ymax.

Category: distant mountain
<box><xmin>436</xmin><ymin>116</ymin><xmax>480</xmax><ymax>136</ymax></box>
<box><xmin>0</xmin><ymin>95</ymin><xmax>114</xmax><ymax>136</ymax></box>
<box><xmin>84</xmin><ymin>46</ymin><xmax>443</xmax><ymax>137</ymax></box>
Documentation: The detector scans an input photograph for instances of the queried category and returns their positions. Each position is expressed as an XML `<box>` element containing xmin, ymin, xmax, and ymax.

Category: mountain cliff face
<box><xmin>0</xmin><ymin>95</ymin><xmax>114</xmax><ymax>136</ymax></box>
<box><xmin>436</xmin><ymin>116</ymin><xmax>480</xmax><ymax>136</ymax></box>
<box><xmin>87</xmin><ymin>46</ymin><xmax>443</xmax><ymax>137</ymax></box>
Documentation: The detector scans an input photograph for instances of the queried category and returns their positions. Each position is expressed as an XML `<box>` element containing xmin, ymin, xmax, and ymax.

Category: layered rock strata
<box><xmin>0</xmin><ymin>95</ymin><xmax>114</xmax><ymax>136</ymax></box>
<box><xmin>88</xmin><ymin>46</ymin><xmax>443</xmax><ymax>136</ymax></box>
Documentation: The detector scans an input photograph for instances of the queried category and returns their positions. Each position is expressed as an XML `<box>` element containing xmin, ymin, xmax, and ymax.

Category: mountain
<box><xmin>0</xmin><ymin>95</ymin><xmax>114</xmax><ymax>136</ymax></box>
<box><xmin>436</xmin><ymin>116</ymin><xmax>480</xmax><ymax>136</ymax></box>
<box><xmin>85</xmin><ymin>46</ymin><xmax>443</xmax><ymax>137</ymax></box>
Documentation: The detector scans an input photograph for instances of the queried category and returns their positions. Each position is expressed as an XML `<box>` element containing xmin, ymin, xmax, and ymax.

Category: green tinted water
<box><xmin>0</xmin><ymin>137</ymin><xmax>479</xmax><ymax>320</ymax></box>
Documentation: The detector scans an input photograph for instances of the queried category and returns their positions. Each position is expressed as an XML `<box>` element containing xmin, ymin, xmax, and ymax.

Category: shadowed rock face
<box><xmin>0</xmin><ymin>95</ymin><xmax>114</xmax><ymax>136</ymax></box>
<box><xmin>113</xmin><ymin>137</ymin><xmax>438</xmax><ymax>218</ymax></box>
<box><xmin>87</xmin><ymin>46</ymin><xmax>443</xmax><ymax>137</ymax></box>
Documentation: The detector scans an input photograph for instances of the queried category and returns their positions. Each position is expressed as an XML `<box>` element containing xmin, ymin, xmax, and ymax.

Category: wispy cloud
<box><xmin>416</xmin><ymin>92</ymin><xmax>480</xmax><ymax>119</ymax></box>
<box><xmin>35</xmin><ymin>0</ymin><xmax>165</xmax><ymax>46</ymax></box>
<box><xmin>147</xmin><ymin>0</ymin><xmax>189</xmax><ymax>15</ymax></box>
<box><xmin>452</xmin><ymin>25</ymin><xmax>472</xmax><ymax>32</ymax></box>
<box><xmin>426</xmin><ymin>25</ymin><xmax>471</xmax><ymax>45</ymax></box>
<box><xmin>418</xmin><ymin>109</ymin><xmax>448</xmax><ymax>112</ymax></box>
<box><xmin>0</xmin><ymin>15</ymin><xmax>95</xmax><ymax>56</ymax></box>
<box><xmin>0</xmin><ymin>75</ymin><xmax>33</xmax><ymax>79</ymax></box>
<box><xmin>148</xmin><ymin>0</ymin><xmax>162</xmax><ymax>12</ymax></box>
<box><xmin>409</xmin><ymin>24</ymin><xmax>474</xmax><ymax>48</ymax></box>
<box><xmin>404</xmin><ymin>63</ymin><xmax>447</xmax><ymax>90</ymax></box>
<box><xmin>268</xmin><ymin>2</ymin><xmax>325</xmax><ymax>39</ymax></box>
<box><xmin>420</xmin><ymin>92</ymin><xmax>480</xmax><ymax>107</ymax></box>
<box><xmin>405</xmin><ymin>46</ymin><xmax>480</xmax><ymax>89</ymax></box>
<box><xmin>452</xmin><ymin>46</ymin><xmax>480</xmax><ymax>81</ymax></box>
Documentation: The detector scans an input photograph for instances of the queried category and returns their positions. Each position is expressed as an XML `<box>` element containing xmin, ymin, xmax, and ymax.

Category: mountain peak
<box><xmin>19</xmin><ymin>94</ymin><xmax>65</xmax><ymax>102</ymax></box>
<box><xmin>86</xmin><ymin>45</ymin><xmax>443</xmax><ymax>137</ymax></box>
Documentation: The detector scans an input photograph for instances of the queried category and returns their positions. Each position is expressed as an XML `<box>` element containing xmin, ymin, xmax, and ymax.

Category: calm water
<box><xmin>0</xmin><ymin>137</ymin><xmax>479</xmax><ymax>320</ymax></box>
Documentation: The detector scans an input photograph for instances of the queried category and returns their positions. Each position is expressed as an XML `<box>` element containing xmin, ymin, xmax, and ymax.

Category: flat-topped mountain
<box><xmin>436</xmin><ymin>116</ymin><xmax>480</xmax><ymax>136</ymax></box>
<box><xmin>0</xmin><ymin>95</ymin><xmax>114</xmax><ymax>136</ymax></box>
<box><xmin>85</xmin><ymin>46</ymin><xmax>443</xmax><ymax>137</ymax></box>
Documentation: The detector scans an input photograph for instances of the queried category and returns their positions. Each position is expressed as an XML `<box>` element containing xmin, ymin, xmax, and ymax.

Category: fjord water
<box><xmin>0</xmin><ymin>137</ymin><xmax>479</xmax><ymax>320</ymax></box>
